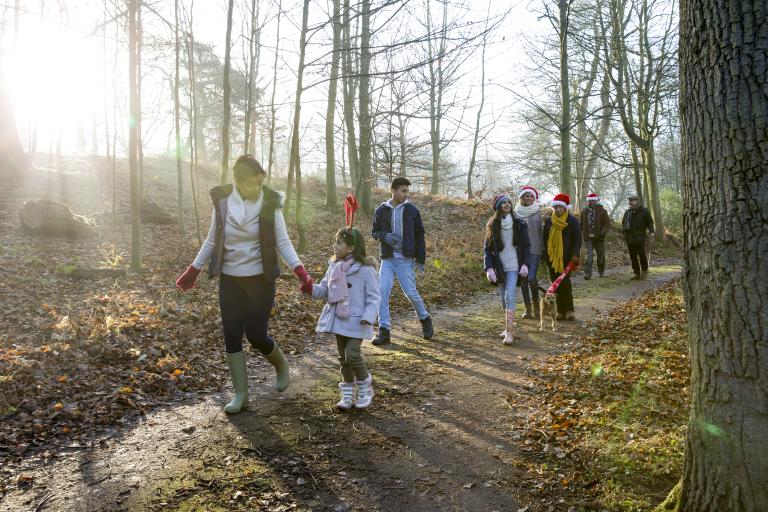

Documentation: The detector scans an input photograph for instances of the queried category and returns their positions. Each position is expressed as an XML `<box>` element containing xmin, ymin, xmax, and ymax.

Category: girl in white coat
<box><xmin>303</xmin><ymin>228</ymin><xmax>380</xmax><ymax>409</ymax></box>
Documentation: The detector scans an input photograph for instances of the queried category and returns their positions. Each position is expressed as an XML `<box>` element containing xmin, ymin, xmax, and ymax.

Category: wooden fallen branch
<box><xmin>69</xmin><ymin>267</ymin><xmax>127</xmax><ymax>280</ymax></box>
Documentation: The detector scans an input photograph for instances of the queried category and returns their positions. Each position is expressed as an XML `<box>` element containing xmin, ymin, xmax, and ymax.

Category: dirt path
<box><xmin>1</xmin><ymin>263</ymin><xmax>682</xmax><ymax>512</ymax></box>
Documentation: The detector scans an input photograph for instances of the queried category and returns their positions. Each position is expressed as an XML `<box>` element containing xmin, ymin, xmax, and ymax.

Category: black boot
<box><xmin>372</xmin><ymin>327</ymin><xmax>391</xmax><ymax>346</ymax></box>
<box><xmin>420</xmin><ymin>317</ymin><xmax>434</xmax><ymax>340</ymax></box>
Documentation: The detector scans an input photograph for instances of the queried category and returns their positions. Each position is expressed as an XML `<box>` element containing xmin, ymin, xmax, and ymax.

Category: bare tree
<box><xmin>467</xmin><ymin>4</ymin><xmax>490</xmax><ymax>199</ymax></box>
<box><xmin>243</xmin><ymin>0</ymin><xmax>261</xmax><ymax>154</ymax></box>
<box><xmin>128</xmin><ymin>0</ymin><xmax>142</xmax><ymax>271</ymax></box>
<box><xmin>325</xmin><ymin>0</ymin><xmax>342</xmax><ymax>211</ymax></box>
<box><xmin>220</xmin><ymin>0</ymin><xmax>235</xmax><ymax>184</ymax></box>
<box><xmin>174</xmin><ymin>0</ymin><xmax>184</xmax><ymax>233</ymax></box>
<box><xmin>287</xmin><ymin>0</ymin><xmax>310</xmax><ymax>250</ymax></box>
<box><xmin>357</xmin><ymin>0</ymin><xmax>373</xmax><ymax>209</ymax></box>
<box><xmin>601</xmin><ymin>0</ymin><xmax>677</xmax><ymax>235</ymax></box>
<box><xmin>266</xmin><ymin>0</ymin><xmax>282</xmax><ymax>183</ymax></box>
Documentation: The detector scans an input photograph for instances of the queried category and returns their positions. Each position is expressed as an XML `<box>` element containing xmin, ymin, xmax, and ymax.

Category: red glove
<box><xmin>176</xmin><ymin>265</ymin><xmax>201</xmax><ymax>291</ymax></box>
<box><xmin>294</xmin><ymin>265</ymin><xmax>313</xmax><ymax>294</ymax></box>
<box><xmin>293</xmin><ymin>265</ymin><xmax>310</xmax><ymax>283</ymax></box>
<box><xmin>570</xmin><ymin>257</ymin><xmax>581</xmax><ymax>271</ymax></box>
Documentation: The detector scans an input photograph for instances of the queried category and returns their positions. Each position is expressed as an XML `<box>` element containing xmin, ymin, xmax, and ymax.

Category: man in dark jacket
<box><xmin>622</xmin><ymin>195</ymin><xmax>655</xmax><ymax>279</ymax></box>
<box><xmin>542</xmin><ymin>193</ymin><xmax>582</xmax><ymax>320</ymax></box>
<box><xmin>580</xmin><ymin>193</ymin><xmax>611</xmax><ymax>279</ymax></box>
<box><xmin>371</xmin><ymin>177</ymin><xmax>432</xmax><ymax>344</ymax></box>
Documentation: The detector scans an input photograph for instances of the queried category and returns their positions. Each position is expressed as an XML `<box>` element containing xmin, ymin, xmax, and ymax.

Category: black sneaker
<box><xmin>372</xmin><ymin>327</ymin><xmax>391</xmax><ymax>346</ymax></box>
<box><xmin>420</xmin><ymin>317</ymin><xmax>434</xmax><ymax>340</ymax></box>
<box><xmin>584</xmin><ymin>273</ymin><xmax>592</xmax><ymax>280</ymax></box>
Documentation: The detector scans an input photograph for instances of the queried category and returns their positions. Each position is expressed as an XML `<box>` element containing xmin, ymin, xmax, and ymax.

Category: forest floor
<box><xmin>0</xmin><ymin>156</ymin><xmax>687</xmax><ymax>511</ymax></box>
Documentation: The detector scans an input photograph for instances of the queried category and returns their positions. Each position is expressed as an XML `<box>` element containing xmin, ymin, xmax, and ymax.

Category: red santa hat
<box><xmin>550</xmin><ymin>193</ymin><xmax>570</xmax><ymax>209</ymax></box>
<box><xmin>518</xmin><ymin>185</ymin><xmax>539</xmax><ymax>201</ymax></box>
<box><xmin>586</xmin><ymin>193</ymin><xmax>599</xmax><ymax>202</ymax></box>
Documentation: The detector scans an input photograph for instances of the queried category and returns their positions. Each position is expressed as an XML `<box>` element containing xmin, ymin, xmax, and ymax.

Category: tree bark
<box><xmin>357</xmin><ymin>0</ymin><xmax>372</xmax><ymax>210</ymax></box>
<box><xmin>341</xmin><ymin>0</ymin><xmax>360</xmax><ymax>187</ymax></box>
<box><xmin>558</xmin><ymin>0</ymin><xmax>572</xmax><ymax>196</ymax></box>
<box><xmin>243</xmin><ymin>0</ymin><xmax>260</xmax><ymax>155</ymax></box>
<box><xmin>219</xmin><ymin>0</ymin><xmax>235</xmax><ymax>185</ymax></box>
<box><xmin>128</xmin><ymin>0</ymin><xmax>142</xmax><ymax>272</ymax></box>
<box><xmin>288</xmin><ymin>0</ymin><xmax>310</xmax><ymax>250</ymax></box>
<box><xmin>325</xmin><ymin>0</ymin><xmax>342</xmax><ymax>211</ymax></box>
<box><xmin>266</xmin><ymin>0</ymin><xmax>282</xmax><ymax>183</ymax></box>
<box><xmin>672</xmin><ymin>1</ymin><xmax>768</xmax><ymax>510</ymax></box>
<box><xmin>467</xmin><ymin>14</ymin><xmax>488</xmax><ymax>200</ymax></box>
<box><xmin>174</xmin><ymin>0</ymin><xmax>184</xmax><ymax>234</ymax></box>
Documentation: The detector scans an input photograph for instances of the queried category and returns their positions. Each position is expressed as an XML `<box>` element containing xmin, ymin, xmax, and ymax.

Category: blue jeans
<box><xmin>378</xmin><ymin>257</ymin><xmax>429</xmax><ymax>330</ymax></box>
<box><xmin>520</xmin><ymin>254</ymin><xmax>540</xmax><ymax>307</ymax></box>
<box><xmin>498</xmin><ymin>270</ymin><xmax>519</xmax><ymax>311</ymax></box>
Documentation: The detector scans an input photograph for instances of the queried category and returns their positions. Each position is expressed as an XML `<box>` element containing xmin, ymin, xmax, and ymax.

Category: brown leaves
<box><xmin>518</xmin><ymin>281</ymin><xmax>690</xmax><ymax>509</ymax></box>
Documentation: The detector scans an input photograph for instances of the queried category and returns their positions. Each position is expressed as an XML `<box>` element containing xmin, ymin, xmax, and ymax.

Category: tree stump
<box><xmin>19</xmin><ymin>199</ymin><xmax>95</xmax><ymax>238</ymax></box>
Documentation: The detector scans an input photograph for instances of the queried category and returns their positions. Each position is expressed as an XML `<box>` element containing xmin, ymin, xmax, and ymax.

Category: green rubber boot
<box><xmin>224</xmin><ymin>351</ymin><xmax>249</xmax><ymax>414</ymax></box>
<box><xmin>265</xmin><ymin>344</ymin><xmax>290</xmax><ymax>392</ymax></box>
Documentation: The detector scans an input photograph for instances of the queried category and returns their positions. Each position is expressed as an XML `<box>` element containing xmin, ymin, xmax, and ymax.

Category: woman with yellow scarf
<box><xmin>541</xmin><ymin>193</ymin><xmax>582</xmax><ymax>320</ymax></box>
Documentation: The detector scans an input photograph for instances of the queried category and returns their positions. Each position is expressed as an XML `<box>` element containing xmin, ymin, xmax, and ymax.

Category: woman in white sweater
<box><xmin>175</xmin><ymin>155</ymin><xmax>313</xmax><ymax>414</ymax></box>
<box><xmin>483</xmin><ymin>194</ymin><xmax>531</xmax><ymax>344</ymax></box>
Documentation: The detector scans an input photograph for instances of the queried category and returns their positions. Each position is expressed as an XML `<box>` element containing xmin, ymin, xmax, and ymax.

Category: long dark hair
<box><xmin>334</xmin><ymin>227</ymin><xmax>368</xmax><ymax>263</ymax></box>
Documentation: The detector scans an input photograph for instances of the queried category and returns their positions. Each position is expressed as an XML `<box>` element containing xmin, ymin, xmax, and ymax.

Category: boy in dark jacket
<box><xmin>621</xmin><ymin>195</ymin><xmax>655</xmax><ymax>279</ymax></box>
<box><xmin>580</xmin><ymin>193</ymin><xmax>610</xmax><ymax>279</ymax></box>
<box><xmin>371</xmin><ymin>177</ymin><xmax>432</xmax><ymax>344</ymax></box>
<box><xmin>542</xmin><ymin>193</ymin><xmax>582</xmax><ymax>320</ymax></box>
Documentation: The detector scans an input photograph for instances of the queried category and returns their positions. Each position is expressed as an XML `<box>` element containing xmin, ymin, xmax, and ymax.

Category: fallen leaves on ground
<box><xmin>514</xmin><ymin>281</ymin><xmax>689</xmax><ymax>511</ymax></box>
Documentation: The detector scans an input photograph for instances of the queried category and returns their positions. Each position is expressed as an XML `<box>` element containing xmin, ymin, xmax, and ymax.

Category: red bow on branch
<box><xmin>344</xmin><ymin>193</ymin><xmax>359</xmax><ymax>227</ymax></box>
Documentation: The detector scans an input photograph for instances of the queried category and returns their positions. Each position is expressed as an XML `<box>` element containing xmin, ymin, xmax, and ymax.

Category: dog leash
<box><xmin>546</xmin><ymin>261</ymin><xmax>576</xmax><ymax>294</ymax></box>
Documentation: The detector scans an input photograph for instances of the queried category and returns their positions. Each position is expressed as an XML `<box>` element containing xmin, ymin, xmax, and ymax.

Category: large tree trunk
<box><xmin>128</xmin><ymin>0</ymin><xmax>142</xmax><ymax>272</ymax></box>
<box><xmin>219</xmin><ymin>0</ymin><xmax>235</xmax><ymax>185</ymax></box>
<box><xmin>325</xmin><ymin>0</ymin><xmax>341</xmax><ymax>211</ymax></box>
<box><xmin>672</xmin><ymin>1</ymin><xmax>768</xmax><ymax>510</ymax></box>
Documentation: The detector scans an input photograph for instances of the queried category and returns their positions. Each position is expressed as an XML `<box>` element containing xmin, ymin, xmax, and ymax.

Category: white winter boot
<box><xmin>502</xmin><ymin>309</ymin><xmax>515</xmax><ymax>345</ymax></box>
<box><xmin>336</xmin><ymin>381</ymin><xmax>355</xmax><ymax>410</ymax></box>
<box><xmin>354</xmin><ymin>374</ymin><xmax>374</xmax><ymax>409</ymax></box>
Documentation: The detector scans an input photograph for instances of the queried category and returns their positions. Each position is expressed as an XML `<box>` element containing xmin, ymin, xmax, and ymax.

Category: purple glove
<box><xmin>486</xmin><ymin>268</ymin><xmax>497</xmax><ymax>284</ymax></box>
<box><xmin>519</xmin><ymin>265</ymin><xmax>529</xmax><ymax>278</ymax></box>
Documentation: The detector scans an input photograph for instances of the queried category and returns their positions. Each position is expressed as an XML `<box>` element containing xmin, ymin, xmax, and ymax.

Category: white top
<box><xmin>192</xmin><ymin>188</ymin><xmax>301</xmax><ymax>276</ymax></box>
<box><xmin>499</xmin><ymin>214</ymin><xmax>519</xmax><ymax>272</ymax></box>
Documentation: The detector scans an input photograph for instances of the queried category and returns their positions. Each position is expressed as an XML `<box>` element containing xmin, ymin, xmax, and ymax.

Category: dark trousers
<box><xmin>219</xmin><ymin>273</ymin><xmax>276</xmax><ymax>354</ymax></box>
<box><xmin>627</xmin><ymin>242</ymin><xmax>648</xmax><ymax>275</ymax></box>
<box><xmin>584</xmin><ymin>238</ymin><xmax>605</xmax><ymax>276</ymax></box>
<box><xmin>548</xmin><ymin>266</ymin><xmax>574</xmax><ymax>314</ymax></box>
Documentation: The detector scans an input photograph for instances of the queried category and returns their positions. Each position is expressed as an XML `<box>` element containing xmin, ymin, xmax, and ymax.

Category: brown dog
<box><xmin>537</xmin><ymin>286</ymin><xmax>558</xmax><ymax>332</ymax></box>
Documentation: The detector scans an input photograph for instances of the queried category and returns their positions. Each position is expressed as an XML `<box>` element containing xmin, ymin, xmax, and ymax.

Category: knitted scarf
<box><xmin>514</xmin><ymin>201</ymin><xmax>540</xmax><ymax>219</ymax></box>
<box><xmin>547</xmin><ymin>211</ymin><xmax>569</xmax><ymax>273</ymax></box>
<box><xmin>500</xmin><ymin>213</ymin><xmax>514</xmax><ymax>231</ymax></box>
<box><xmin>328</xmin><ymin>256</ymin><xmax>355</xmax><ymax>319</ymax></box>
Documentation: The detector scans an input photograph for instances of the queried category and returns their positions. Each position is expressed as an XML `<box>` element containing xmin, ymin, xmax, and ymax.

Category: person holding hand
<box><xmin>175</xmin><ymin>155</ymin><xmax>312</xmax><ymax>414</ymax></box>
